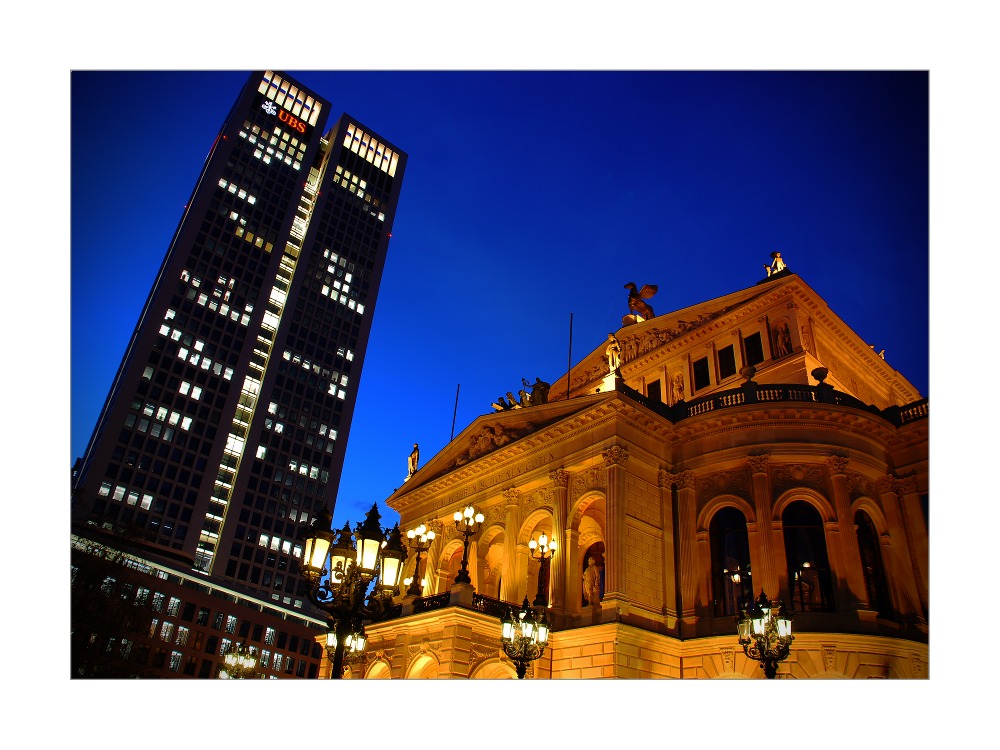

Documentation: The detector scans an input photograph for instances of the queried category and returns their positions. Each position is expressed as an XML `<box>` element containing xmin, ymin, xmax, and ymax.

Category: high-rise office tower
<box><xmin>73</xmin><ymin>71</ymin><xmax>407</xmax><ymax>615</ymax></box>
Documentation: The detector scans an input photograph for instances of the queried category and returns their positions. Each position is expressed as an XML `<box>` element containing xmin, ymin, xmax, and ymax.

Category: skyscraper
<box><xmin>73</xmin><ymin>71</ymin><xmax>407</xmax><ymax>618</ymax></box>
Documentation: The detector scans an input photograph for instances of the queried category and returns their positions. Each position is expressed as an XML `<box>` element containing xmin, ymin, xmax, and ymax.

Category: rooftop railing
<box><xmin>620</xmin><ymin>380</ymin><xmax>928</xmax><ymax>427</ymax></box>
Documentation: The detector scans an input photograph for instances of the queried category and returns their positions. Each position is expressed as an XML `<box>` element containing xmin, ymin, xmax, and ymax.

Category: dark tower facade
<box><xmin>73</xmin><ymin>71</ymin><xmax>407</xmax><ymax>616</ymax></box>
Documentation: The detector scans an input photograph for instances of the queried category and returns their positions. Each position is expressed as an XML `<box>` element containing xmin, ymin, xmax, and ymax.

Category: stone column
<box><xmin>746</xmin><ymin>454</ymin><xmax>780</xmax><ymax>598</ymax></box>
<box><xmin>514</xmin><ymin>542</ymin><xmax>530</xmax><ymax>603</ymax></box>
<box><xmin>672</xmin><ymin>469</ymin><xmax>699</xmax><ymax>637</ymax></box>
<box><xmin>602</xmin><ymin>445</ymin><xmax>630</xmax><ymax>602</ymax></box>
<box><xmin>877</xmin><ymin>475</ymin><xmax>925</xmax><ymax>621</ymax></box>
<box><xmin>658</xmin><ymin>468</ymin><xmax>678</xmax><ymax>630</ymax></box>
<box><xmin>499</xmin><ymin>488</ymin><xmax>520</xmax><ymax>603</ymax></box>
<box><xmin>464</xmin><ymin>539</ymin><xmax>480</xmax><ymax>591</ymax></box>
<box><xmin>565</xmin><ymin>529</ymin><xmax>581</xmax><ymax>615</ymax></box>
<box><xmin>549</xmin><ymin>468</ymin><xmax>570</xmax><ymax>614</ymax></box>
<box><xmin>827</xmin><ymin>456</ymin><xmax>870</xmax><ymax>609</ymax></box>
<box><xmin>896</xmin><ymin>475</ymin><xmax>929</xmax><ymax>615</ymax></box>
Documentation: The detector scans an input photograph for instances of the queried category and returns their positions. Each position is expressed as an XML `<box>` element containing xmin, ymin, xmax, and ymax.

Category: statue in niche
<box><xmin>764</xmin><ymin>251</ymin><xmax>788</xmax><ymax>277</ymax></box>
<box><xmin>583</xmin><ymin>557</ymin><xmax>602</xmax><ymax>607</ymax></box>
<box><xmin>773</xmin><ymin>321</ymin><xmax>792</xmax><ymax>357</ymax></box>
<box><xmin>406</xmin><ymin>443</ymin><xmax>419</xmax><ymax>480</ymax></box>
<box><xmin>624</xmin><ymin>282</ymin><xmax>658</xmax><ymax>321</ymax></box>
<box><xmin>605</xmin><ymin>333</ymin><xmax>622</xmax><ymax>375</ymax></box>
<box><xmin>672</xmin><ymin>372</ymin><xmax>685</xmax><ymax>403</ymax></box>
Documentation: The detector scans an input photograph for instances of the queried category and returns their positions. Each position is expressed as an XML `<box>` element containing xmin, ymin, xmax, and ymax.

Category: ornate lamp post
<box><xmin>500</xmin><ymin>596</ymin><xmax>551</xmax><ymax>679</ymax></box>
<box><xmin>736</xmin><ymin>590</ymin><xmax>794</xmax><ymax>679</ymax></box>
<box><xmin>528</xmin><ymin>531</ymin><xmax>556</xmax><ymax>606</ymax></box>
<box><xmin>220</xmin><ymin>641</ymin><xmax>258</xmax><ymax>679</ymax></box>
<box><xmin>301</xmin><ymin>503</ymin><xmax>407</xmax><ymax>679</ymax></box>
<box><xmin>403</xmin><ymin>522</ymin><xmax>436</xmax><ymax>596</ymax></box>
<box><xmin>453</xmin><ymin>505</ymin><xmax>484</xmax><ymax>585</ymax></box>
<box><xmin>325</xmin><ymin>624</ymin><xmax>367</xmax><ymax>673</ymax></box>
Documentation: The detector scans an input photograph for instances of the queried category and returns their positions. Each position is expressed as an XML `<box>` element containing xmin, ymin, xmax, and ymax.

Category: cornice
<box><xmin>391</xmin><ymin>400</ymin><xmax>624</xmax><ymax>514</ymax></box>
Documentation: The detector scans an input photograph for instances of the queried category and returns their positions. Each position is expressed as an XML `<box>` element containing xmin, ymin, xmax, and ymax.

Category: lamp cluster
<box><xmin>301</xmin><ymin>503</ymin><xmax>407</xmax><ymax>679</ymax></box>
<box><xmin>736</xmin><ymin>590</ymin><xmax>794</xmax><ymax>679</ymax></box>
<box><xmin>453</xmin><ymin>505</ymin><xmax>484</xmax><ymax>585</ymax></box>
<box><xmin>220</xmin><ymin>641</ymin><xmax>258</xmax><ymax>679</ymax></box>
<box><xmin>403</xmin><ymin>523</ymin><xmax>436</xmax><ymax>596</ymax></box>
<box><xmin>528</xmin><ymin>532</ymin><xmax>556</xmax><ymax>560</ymax></box>
<box><xmin>501</xmin><ymin>597</ymin><xmax>551</xmax><ymax>679</ymax></box>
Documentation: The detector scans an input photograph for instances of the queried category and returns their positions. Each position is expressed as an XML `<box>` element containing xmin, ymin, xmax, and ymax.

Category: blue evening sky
<box><xmin>72</xmin><ymin>70</ymin><xmax>929</xmax><ymax>530</ymax></box>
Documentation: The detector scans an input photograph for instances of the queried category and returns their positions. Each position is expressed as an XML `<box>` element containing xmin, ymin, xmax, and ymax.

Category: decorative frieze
<box><xmin>876</xmin><ymin>474</ymin><xmax>896</xmax><ymax>495</ymax></box>
<box><xmin>822</xmin><ymin>644</ymin><xmax>838</xmax><ymax>673</ymax></box>
<box><xmin>895</xmin><ymin>475</ymin><xmax>918</xmax><ymax>496</ymax></box>
<box><xmin>696</xmin><ymin>469</ymin><xmax>751</xmax><ymax>504</ymax></box>
<box><xmin>469</xmin><ymin>636</ymin><xmax>503</xmax><ymax>674</ymax></box>
<box><xmin>573</xmin><ymin>466</ymin><xmax>607</xmax><ymax>496</ymax></box>
<box><xmin>846</xmin><ymin>471</ymin><xmax>878</xmax><ymax>500</ymax></box>
<box><xmin>720</xmin><ymin>646</ymin><xmax>735</xmax><ymax>673</ymax></box>
<box><xmin>771</xmin><ymin>463</ymin><xmax>826</xmax><ymax>495</ymax></box>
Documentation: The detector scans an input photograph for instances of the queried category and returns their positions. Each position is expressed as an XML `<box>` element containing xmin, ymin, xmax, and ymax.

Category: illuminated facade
<box><xmin>334</xmin><ymin>269</ymin><xmax>928</xmax><ymax>679</ymax></box>
<box><xmin>72</xmin><ymin>71</ymin><xmax>406</xmax><ymax>677</ymax></box>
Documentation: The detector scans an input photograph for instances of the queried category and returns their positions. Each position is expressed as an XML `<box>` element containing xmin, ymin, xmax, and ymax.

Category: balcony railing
<box><xmin>620</xmin><ymin>380</ymin><xmax>928</xmax><ymax>427</ymax></box>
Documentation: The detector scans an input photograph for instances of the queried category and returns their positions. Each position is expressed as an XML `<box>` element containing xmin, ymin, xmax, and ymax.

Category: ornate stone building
<box><xmin>328</xmin><ymin>268</ymin><xmax>928</xmax><ymax>679</ymax></box>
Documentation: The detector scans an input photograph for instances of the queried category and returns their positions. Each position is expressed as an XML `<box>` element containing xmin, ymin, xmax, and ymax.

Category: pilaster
<box><xmin>500</xmin><ymin>488</ymin><xmax>520</xmax><ymax>603</ymax></box>
<box><xmin>877</xmin><ymin>475</ymin><xmax>925</xmax><ymax>622</ymax></box>
<box><xmin>671</xmin><ymin>469</ymin><xmax>698</xmax><ymax>637</ymax></box>
<box><xmin>746</xmin><ymin>453</ymin><xmax>780</xmax><ymax>598</ymax></box>
<box><xmin>658</xmin><ymin>468</ymin><xmax>678</xmax><ymax>629</ymax></box>
<box><xmin>895</xmin><ymin>475</ymin><xmax>928</xmax><ymax>615</ymax></box>
<box><xmin>549</xmin><ymin>468</ymin><xmax>570</xmax><ymax>614</ymax></box>
<box><xmin>827</xmin><ymin>456</ymin><xmax>870</xmax><ymax>609</ymax></box>
<box><xmin>602</xmin><ymin>445</ymin><xmax>629</xmax><ymax>602</ymax></box>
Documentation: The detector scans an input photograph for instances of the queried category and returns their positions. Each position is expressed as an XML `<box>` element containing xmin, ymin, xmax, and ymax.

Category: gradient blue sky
<box><xmin>72</xmin><ymin>70</ymin><xmax>929</xmax><ymax>531</ymax></box>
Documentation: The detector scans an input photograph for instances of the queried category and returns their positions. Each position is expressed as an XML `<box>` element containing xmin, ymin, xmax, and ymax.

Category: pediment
<box><xmin>387</xmin><ymin>391</ymin><xmax>613</xmax><ymax>498</ymax></box>
<box><xmin>552</xmin><ymin>274</ymin><xmax>797</xmax><ymax>398</ymax></box>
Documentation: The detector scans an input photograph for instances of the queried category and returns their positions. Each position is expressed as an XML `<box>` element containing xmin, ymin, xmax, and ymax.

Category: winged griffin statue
<box><xmin>622</xmin><ymin>282</ymin><xmax>658</xmax><ymax>326</ymax></box>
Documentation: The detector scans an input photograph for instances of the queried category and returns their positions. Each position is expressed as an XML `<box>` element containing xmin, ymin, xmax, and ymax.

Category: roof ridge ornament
<box><xmin>764</xmin><ymin>251</ymin><xmax>788</xmax><ymax>278</ymax></box>
<box><xmin>622</xmin><ymin>282</ymin><xmax>658</xmax><ymax>327</ymax></box>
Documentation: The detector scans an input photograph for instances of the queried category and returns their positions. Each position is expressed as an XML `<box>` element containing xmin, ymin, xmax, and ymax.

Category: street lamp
<box><xmin>325</xmin><ymin>623</ymin><xmax>368</xmax><ymax>674</ymax></box>
<box><xmin>736</xmin><ymin>590</ymin><xmax>794</xmax><ymax>679</ymax></box>
<box><xmin>220</xmin><ymin>641</ymin><xmax>257</xmax><ymax>679</ymax></box>
<box><xmin>500</xmin><ymin>596</ymin><xmax>551</xmax><ymax>679</ymax></box>
<box><xmin>403</xmin><ymin>522</ymin><xmax>435</xmax><ymax>596</ymax></box>
<box><xmin>301</xmin><ymin>503</ymin><xmax>407</xmax><ymax>679</ymax></box>
<box><xmin>453</xmin><ymin>505</ymin><xmax>484</xmax><ymax>585</ymax></box>
<box><xmin>528</xmin><ymin>531</ymin><xmax>556</xmax><ymax>606</ymax></box>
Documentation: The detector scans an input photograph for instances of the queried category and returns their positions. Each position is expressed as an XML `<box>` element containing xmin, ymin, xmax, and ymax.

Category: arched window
<box><xmin>710</xmin><ymin>506</ymin><xmax>753</xmax><ymax>616</ymax></box>
<box><xmin>782</xmin><ymin>501</ymin><xmax>835</xmax><ymax>612</ymax></box>
<box><xmin>855</xmin><ymin>510</ymin><xmax>893</xmax><ymax>619</ymax></box>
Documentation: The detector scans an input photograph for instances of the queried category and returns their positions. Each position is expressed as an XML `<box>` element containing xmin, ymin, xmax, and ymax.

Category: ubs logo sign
<box><xmin>260</xmin><ymin>100</ymin><xmax>307</xmax><ymax>134</ymax></box>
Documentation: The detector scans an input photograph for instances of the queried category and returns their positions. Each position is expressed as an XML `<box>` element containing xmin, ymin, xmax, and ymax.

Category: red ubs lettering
<box><xmin>278</xmin><ymin>110</ymin><xmax>307</xmax><ymax>134</ymax></box>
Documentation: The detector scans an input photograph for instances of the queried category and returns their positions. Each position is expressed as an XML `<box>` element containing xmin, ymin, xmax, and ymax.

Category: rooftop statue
<box><xmin>764</xmin><ymin>251</ymin><xmax>788</xmax><ymax>277</ymax></box>
<box><xmin>406</xmin><ymin>442</ymin><xmax>419</xmax><ymax>480</ymax></box>
<box><xmin>623</xmin><ymin>282</ymin><xmax>658</xmax><ymax>326</ymax></box>
<box><xmin>491</xmin><ymin>377</ymin><xmax>551</xmax><ymax>411</ymax></box>
<box><xmin>605</xmin><ymin>333</ymin><xmax>622</xmax><ymax>375</ymax></box>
